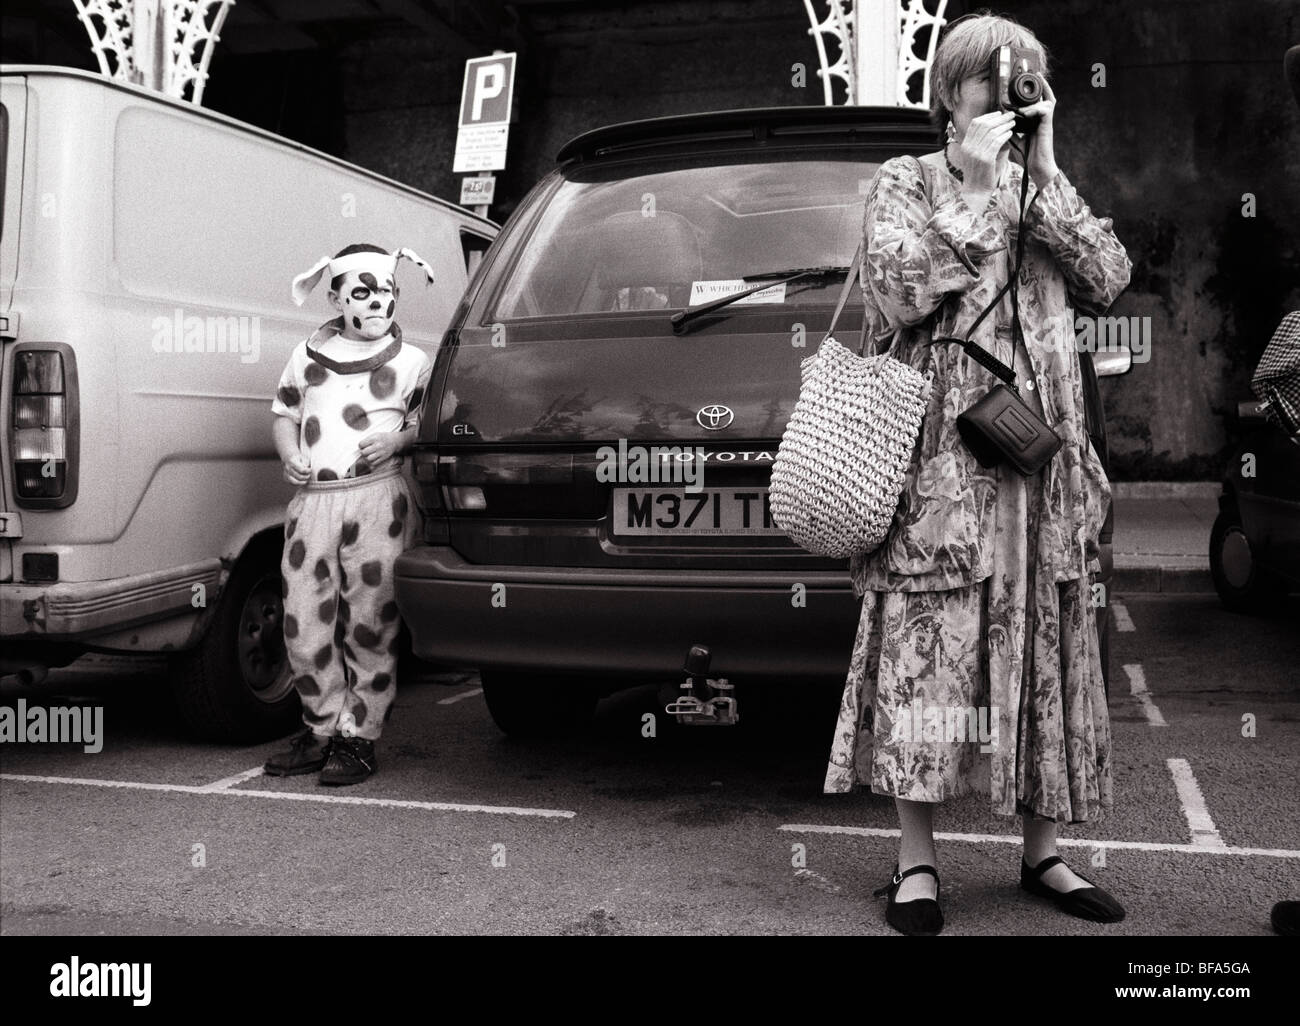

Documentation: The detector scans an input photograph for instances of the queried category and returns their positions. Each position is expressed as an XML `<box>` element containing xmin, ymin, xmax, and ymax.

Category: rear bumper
<box><xmin>0</xmin><ymin>559</ymin><xmax>223</xmax><ymax>638</ymax></box>
<box><xmin>393</xmin><ymin>545</ymin><xmax>860</xmax><ymax>678</ymax></box>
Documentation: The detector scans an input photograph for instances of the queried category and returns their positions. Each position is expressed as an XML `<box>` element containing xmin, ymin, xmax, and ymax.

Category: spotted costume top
<box><xmin>271</xmin><ymin>318</ymin><xmax>433</xmax><ymax>482</ymax></box>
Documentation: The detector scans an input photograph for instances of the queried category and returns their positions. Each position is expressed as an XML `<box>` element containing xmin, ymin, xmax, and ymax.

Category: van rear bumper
<box><xmin>0</xmin><ymin>559</ymin><xmax>223</xmax><ymax>638</ymax></box>
<box><xmin>393</xmin><ymin>545</ymin><xmax>861</xmax><ymax>678</ymax></box>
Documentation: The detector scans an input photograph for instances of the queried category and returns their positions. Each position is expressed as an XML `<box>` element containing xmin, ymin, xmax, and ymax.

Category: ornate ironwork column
<box><xmin>71</xmin><ymin>0</ymin><xmax>235</xmax><ymax>105</ymax></box>
<box><xmin>803</xmin><ymin>0</ymin><xmax>950</xmax><ymax>107</ymax></box>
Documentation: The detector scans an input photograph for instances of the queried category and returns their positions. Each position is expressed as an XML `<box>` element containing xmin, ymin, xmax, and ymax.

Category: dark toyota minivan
<box><xmin>395</xmin><ymin>107</ymin><xmax>1125</xmax><ymax>736</ymax></box>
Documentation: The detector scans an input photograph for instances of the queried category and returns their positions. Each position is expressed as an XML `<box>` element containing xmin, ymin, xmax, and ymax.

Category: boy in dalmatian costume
<box><xmin>264</xmin><ymin>243</ymin><xmax>435</xmax><ymax>785</ymax></box>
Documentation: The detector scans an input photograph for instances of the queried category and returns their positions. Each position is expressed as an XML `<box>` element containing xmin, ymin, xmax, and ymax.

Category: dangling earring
<box><xmin>944</xmin><ymin>119</ymin><xmax>957</xmax><ymax>146</ymax></box>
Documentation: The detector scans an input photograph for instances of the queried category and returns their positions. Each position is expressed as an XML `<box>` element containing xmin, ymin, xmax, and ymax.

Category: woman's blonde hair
<box><xmin>929</xmin><ymin>10</ymin><xmax>1051</xmax><ymax>141</ymax></box>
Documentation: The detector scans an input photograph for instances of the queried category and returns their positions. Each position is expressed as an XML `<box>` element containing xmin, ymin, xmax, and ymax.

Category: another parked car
<box><xmin>394</xmin><ymin>106</ymin><xmax>1130</xmax><ymax>737</ymax></box>
<box><xmin>1210</xmin><ymin>387</ymin><xmax>1300</xmax><ymax>613</ymax></box>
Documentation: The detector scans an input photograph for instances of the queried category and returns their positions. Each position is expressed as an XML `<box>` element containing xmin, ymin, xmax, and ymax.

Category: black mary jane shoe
<box><xmin>1021</xmin><ymin>855</ymin><xmax>1125</xmax><ymax>923</ymax></box>
<box><xmin>873</xmin><ymin>863</ymin><xmax>943</xmax><ymax>936</ymax></box>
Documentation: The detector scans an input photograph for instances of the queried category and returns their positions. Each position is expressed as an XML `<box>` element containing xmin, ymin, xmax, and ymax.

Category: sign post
<box><xmin>454</xmin><ymin>52</ymin><xmax>517</xmax><ymax>219</ymax></box>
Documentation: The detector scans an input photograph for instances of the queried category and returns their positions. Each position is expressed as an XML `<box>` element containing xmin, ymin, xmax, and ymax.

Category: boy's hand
<box><xmin>358</xmin><ymin>432</ymin><xmax>401</xmax><ymax>466</ymax></box>
<box><xmin>283</xmin><ymin>452</ymin><xmax>311</xmax><ymax>485</ymax></box>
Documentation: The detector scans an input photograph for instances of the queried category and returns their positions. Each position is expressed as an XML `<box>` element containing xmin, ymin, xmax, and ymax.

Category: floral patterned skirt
<box><xmin>823</xmin><ymin>354</ymin><xmax>1113</xmax><ymax>823</ymax></box>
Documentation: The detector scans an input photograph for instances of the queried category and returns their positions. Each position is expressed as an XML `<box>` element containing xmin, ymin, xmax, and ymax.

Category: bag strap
<box><xmin>823</xmin><ymin>241</ymin><xmax>864</xmax><ymax>345</ymax></box>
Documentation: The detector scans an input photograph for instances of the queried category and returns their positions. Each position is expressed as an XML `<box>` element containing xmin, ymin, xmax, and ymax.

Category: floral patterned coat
<box><xmin>849</xmin><ymin>154</ymin><xmax>1132</xmax><ymax>596</ymax></box>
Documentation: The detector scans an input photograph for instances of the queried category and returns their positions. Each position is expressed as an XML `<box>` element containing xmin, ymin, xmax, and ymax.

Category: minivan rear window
<box><xmin>492</xmin><ymin>154</ymin><xmax>881</xmax><ymax>321</ymax></box>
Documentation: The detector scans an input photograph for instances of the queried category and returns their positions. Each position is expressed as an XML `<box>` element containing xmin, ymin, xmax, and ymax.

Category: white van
<box><xmin>0</xmin><ymin>66</ymin><xmax>497</xmax><ymax>740</ymax></box>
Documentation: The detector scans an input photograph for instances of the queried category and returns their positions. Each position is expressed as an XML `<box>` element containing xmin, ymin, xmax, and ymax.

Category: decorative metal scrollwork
<box><xmin>71</xmin><ymin>0</ymin><xmax>235</xmax><ymax>105</ymax></box>
<box><xmin>803</xmin><ymin>0</ymin><xmax>950</xmax><ymax>108</ymax></box>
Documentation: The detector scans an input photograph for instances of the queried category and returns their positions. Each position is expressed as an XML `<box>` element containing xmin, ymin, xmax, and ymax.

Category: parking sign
<box><xmin>453</xmin><ymin>53</ymin><xmax>517</xmax><ymax>173</ymax></box>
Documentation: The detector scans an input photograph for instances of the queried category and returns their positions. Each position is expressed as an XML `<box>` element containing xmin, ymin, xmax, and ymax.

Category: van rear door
<box><xmin>0</xmin><ymin>74</ymin><xmax>22</xmax><ymax>314</ymax></box>
<box><xmin>0</xmin><ymin>74</ymin><xmax>26</xmax><ymax>581</ymax></box>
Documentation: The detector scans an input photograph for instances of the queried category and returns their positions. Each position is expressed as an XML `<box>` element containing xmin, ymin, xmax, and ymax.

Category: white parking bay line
<box><xmin>1112</xmin><ymin>601</ymin><xmax>1136</xmax><ymax>632</ymax></box>
<box><xmin>199</xmin><ymin>766</ymin><xmax>265</xmax><ymax>791</ymax></box>
<box><xmin>1166</xmin><ymin>758</ymin><xmax>1228</xmax><ymax>850</ymax></box>
<box><xmin>1123</xmin><ymin>663</ymin><xmax>1167</xmax><ymax>726</ymax></box>
<box><xmin>437</xmin><ymin>687</ymin><xmax>484</xmax><ymax>706</ymax></box>
<box><xmin>777</xmin><ymin>824</ymin><xmax>1299</xmax><ymax>859</ymax></box>
<box><xmin>0</xmin><ymin>773</ymin><xmax>575</xmax><ymax>819</ymax></box>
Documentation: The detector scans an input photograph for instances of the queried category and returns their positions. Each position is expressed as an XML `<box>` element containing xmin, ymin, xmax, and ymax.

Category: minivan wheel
<box><xmin>169</xmin><ymin>537</ymin><xmax>300</xmax><ymax>742</ymax></box>
<box><xmin>1210</xmin><ymin>508</ymin><xmax>1286</xmax><ymax>615</ymax></box>
<box><xmin>480</xmin><ymin>671</ymin><xmax>599</xmax><ymax>739</ymax></box>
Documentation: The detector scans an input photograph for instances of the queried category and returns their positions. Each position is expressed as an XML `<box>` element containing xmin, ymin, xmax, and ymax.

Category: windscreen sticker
<box><xmin>688</xmin><ymin>280</ymin><xmax>787</xmax><ymax>306</ymax></box>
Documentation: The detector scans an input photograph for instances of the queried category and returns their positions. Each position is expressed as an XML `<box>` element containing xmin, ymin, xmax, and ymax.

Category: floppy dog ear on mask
<box><xmin>291</xmin><ymin>256</ymin><xmax>333</xmax><ymax>307</ymax></box>
<box><xmin>395</xmin><ymin>247</ymin><xmax>436</xmax><ymax>287</ymax></box>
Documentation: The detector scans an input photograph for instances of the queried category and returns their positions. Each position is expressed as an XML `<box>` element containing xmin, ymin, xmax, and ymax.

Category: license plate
<box><xmin>612</xmin><ymin>488</ymin><xmax>784</xmax><ymax>536</ymax></box>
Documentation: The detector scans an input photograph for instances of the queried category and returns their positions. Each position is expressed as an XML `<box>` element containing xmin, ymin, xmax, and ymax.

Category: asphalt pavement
<box><xmin>1</xmin><ymin>598</ymin><xmax>1297</xmax><ymax>936</ymax></box>
<box><xmin>2</xmin><ymin>479</ymin><xmax>1297</xmax><ymax>937</ymax></box>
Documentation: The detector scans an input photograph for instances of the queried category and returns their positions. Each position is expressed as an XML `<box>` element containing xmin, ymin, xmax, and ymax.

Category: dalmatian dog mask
<box><xmin>290</xmin><ymin>247</ymin><xmax>436</xmax><ymax>341</ymax></box>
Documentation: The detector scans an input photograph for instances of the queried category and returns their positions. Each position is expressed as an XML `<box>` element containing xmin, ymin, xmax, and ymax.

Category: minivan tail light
<box><xmin>409</xmin><ymin>448</ymin><xmax>449</xmax><ymax>543</ymax></box>
<box><xmin>442</xmin><ymin>452</ymin><xmax>576</xmax><ymax>485</ymax></box>
<box><xmin>445</xmin><ymin>486</ymin><xmax>487</xmax><ymax>510</ymax></box>
<box><xmin>11</xmin><ymin>344</ymin><xmax>80</xmax><ymax>508</ymax></box>
<box><xmin>433</xmin><ymin>451</ymin><xmax>602</xmax><ymax>517</ymax></box>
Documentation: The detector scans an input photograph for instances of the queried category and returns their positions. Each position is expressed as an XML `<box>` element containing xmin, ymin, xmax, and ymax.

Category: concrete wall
<box><xmin>994</xmin><ymin>0</ymin><xmax>1300</xmax><ymax>479</ymax></box>
<box><xmin>335</xmin><ymin>1</ymin><xmax>821</xmax><ymax>219</ymax></box>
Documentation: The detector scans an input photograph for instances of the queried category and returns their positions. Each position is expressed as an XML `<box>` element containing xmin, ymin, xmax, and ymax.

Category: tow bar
<box><xmin>664</xmin><ymin>644</ymin><xmax>738</xmax><ymax>726</ymax></box>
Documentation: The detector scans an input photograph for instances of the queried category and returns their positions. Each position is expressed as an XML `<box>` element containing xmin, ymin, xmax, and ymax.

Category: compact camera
<box><xmin>990</xmin><ymin>44</ymin><xmax>1047</xmax><ymax>133</ymax></box>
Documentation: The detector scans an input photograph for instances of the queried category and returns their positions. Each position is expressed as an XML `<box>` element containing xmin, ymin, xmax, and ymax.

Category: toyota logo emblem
<box><xmin>697</xmin><ymin>404</ymin><xmax>734</xmax><ymax>430</ymax></box>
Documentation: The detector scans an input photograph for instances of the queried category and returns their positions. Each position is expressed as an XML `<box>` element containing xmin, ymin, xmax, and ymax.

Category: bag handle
<box><xmin>823</xmin><ymin>241</ymin><xmax>864</xmax><ymax>347</ymax></box>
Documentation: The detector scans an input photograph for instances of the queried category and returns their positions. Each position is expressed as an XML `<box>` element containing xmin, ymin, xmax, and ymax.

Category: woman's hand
<box><xmin>1018</xmin><ymin>77</ymin><xmax>1060</xmax><ymax>188</ymax></box>
<box><xmin>957</xmin><ymin>110</ymin><xmax>1016</xmax><ymax>208</ymax></box>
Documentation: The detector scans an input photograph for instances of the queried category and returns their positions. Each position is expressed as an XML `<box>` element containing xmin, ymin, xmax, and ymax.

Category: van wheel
<box><xmin>169</xmin><ymin>537</ymin><xmax>300</xmax><ymax>742</ymax></box>
<box><xmin>480</xmin><ymin>671</ymin><xmax>598</xmax><ymax>739</ymax></box>
<box><xmin>1210</xmin><ymin>508</ymin><xmax>1286</xmax><ymax>615</ymax></box>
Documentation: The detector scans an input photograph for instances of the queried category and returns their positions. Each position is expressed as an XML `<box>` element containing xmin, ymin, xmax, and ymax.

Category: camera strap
<box><xmin>925</xmin><ymin>148</ymin><xmax>1034</xmax><ymax>389</ymax></box>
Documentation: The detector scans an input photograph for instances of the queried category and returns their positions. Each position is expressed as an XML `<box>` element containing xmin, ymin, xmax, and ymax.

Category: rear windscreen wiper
<box><xmin>670</xmin><ymin>265</ymin><xmax>851</xmax><ymax>335</ymax></box>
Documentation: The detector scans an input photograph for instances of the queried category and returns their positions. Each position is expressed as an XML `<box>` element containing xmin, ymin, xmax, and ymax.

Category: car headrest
<box><xmin>588</xmin><ymin>211</ymin><xmax>703</xmax><ymax>290</ymax></box>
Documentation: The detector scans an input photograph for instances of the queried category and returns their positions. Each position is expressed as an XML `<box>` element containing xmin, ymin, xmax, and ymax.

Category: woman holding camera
<box><xmin>823</xmin><ymin>12</ymin><xmax>1132</xmax><ymax>935</ymax></box>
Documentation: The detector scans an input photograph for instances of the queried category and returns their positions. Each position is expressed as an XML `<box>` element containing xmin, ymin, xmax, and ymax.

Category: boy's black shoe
<box><xmin>319</xmin><ymin>736</ymin><xmax>377</xmax><ymax>786</ymax></box>
<box><xmin>264</xmin><ymin>729</ymin><xmax>332</xmax><ymax>776</ymax></box>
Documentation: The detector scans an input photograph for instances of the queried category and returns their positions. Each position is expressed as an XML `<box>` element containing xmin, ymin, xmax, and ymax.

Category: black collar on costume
<box><xmin>306</xmin><ymin>318</ymin><xmax>404</xmax><ymax>374</ymax></box>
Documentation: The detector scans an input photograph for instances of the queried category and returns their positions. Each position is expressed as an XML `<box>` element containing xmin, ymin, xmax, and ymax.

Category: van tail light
<box><xmin>11</xmin><ymin>344</ymin><xmax>80</xmax><ymax>509</ymax></box>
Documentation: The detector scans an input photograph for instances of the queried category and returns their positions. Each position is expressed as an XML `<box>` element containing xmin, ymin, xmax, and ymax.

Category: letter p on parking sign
<box><xmin>454</xmin><ymin>53</ymin><xmax>517</xmax><ymax>173</ymax></box>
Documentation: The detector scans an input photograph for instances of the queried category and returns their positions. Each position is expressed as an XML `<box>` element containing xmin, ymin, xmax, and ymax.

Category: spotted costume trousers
<box><xmin>280</xmin><ymin>467</ymin><xmax>418</xmax><ymax>741</ymax></box>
